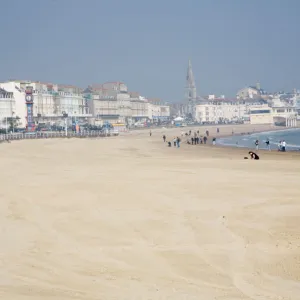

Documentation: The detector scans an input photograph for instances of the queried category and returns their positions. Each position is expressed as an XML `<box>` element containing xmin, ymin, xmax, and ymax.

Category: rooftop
<box><xmin>58</xmin><ymin>84</ymin><xmax>82</xmax><ymax>89</ymax></box>
<box><xmin>129</xmin><ymin>91</ymin><xmax>140</xmax><ymax>97</ymax></box>
<box><xmin>0</xmin><ymin>88</ymin><xmax>13</xmax><ymax>96</ymax></box>
<box><xmin>249</xmin><ymin>86</ymin><xmax>267</xmax><ymax>95</ymax></box>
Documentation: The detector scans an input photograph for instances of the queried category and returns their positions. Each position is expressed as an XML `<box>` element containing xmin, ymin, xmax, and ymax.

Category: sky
<box><xmin>1</xmin><ymin>0</ymin><xmax>300</xmax><ymax>101</ymax></box>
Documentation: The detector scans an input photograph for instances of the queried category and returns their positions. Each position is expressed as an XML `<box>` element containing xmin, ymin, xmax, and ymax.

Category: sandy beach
<box><xmin>1</xmin><ymin>124</ymin><xmax>300</xmax><ymax>300</ymax></box>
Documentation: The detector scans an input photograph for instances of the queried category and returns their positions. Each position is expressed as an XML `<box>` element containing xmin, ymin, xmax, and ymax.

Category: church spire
<box><xmin>185</xmin><ymin>59</ymin><xmax>197</xmax><ymax>102</ymax></box>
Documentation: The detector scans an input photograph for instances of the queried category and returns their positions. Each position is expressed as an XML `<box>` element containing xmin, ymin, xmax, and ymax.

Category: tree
<box><xmin>8</xmin><ymin>116</ymin><xmax>20</xmax><ymax>132</ymax></box>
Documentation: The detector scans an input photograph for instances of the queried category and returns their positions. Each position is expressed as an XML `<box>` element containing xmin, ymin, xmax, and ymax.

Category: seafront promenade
<box><xmin>0</xmin><ymin>130</ymin><xmax>119</xmax><ymax>142</ymax></box>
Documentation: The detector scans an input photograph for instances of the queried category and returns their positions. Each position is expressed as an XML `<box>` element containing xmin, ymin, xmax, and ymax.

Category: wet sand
<box><xmin>1</xmin><ymin>124</ymin><xmax>300</xmax><ymax>299</ymax></box>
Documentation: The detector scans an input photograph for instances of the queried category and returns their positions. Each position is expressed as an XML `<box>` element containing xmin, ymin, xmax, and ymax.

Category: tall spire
<box><xmin>184</xmin><ymin>59</ymin><xmax>197</xmax><ymax>118</ymax></box>
<box><xmin>185</xmin><ymin>59</ymin><xmax>197</xmax><ymax>102</ymax></box>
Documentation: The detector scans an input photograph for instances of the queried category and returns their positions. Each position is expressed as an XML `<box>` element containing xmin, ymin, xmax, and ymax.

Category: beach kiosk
<box><xmin>173</xmin><ymin>117</ymin><xmax>185</xmax><ymax>127</ymax></box>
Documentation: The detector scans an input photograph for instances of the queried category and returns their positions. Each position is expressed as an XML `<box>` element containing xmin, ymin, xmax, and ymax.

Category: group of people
<box><xmin>184</xmin><ymin>129</ymin><xmax>217</xmax><ymax>146</ymax></box>
<box><xmin>151</xmin><ymin>126</ymin><xmax>293</xmax><ymax>155</ymax></box>
<box><xmin>255</xmin><ymin>139</ymin><xmax>271</xmax><ymax>151</ymax></box>
<box><xmin>187</xmin><ymin>135</ymin><xmax>207</xmax><ymax>145</ymax></box>
<box><xmin>163</xmin><ymin>135</ymin><xmax>181</xmax><ymax>148</ymax></box>
<box><xmin>278</xmin><ymin>140</ymin><xmax>286</xmax><ymax>152</ymax></box>
<box><xmin>162</xmin><ymin>131</ymin><xmax>206</xmax><ymax>148</ymax></box>
<box><xmin>254</xmin><ymin>139</ymin><xmax>287</xmax><ymax>152</ymax></box>
<box><xmin>161</xmin><ymin>128</ymin><xmax>218</xmax><ymax>148</ymax></box>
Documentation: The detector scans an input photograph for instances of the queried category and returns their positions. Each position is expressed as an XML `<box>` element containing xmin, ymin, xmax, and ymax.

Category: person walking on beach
<box><xmin>255</xmin><ymin>140</ymin><xmax>259</xmax><ymax>150</ymax></box>
<box><xmin>265</xmin><ymin>139</ymin><xmax>270</xmax><ymax>151</ymax></box>
<box><xmin>217</xmin><ymin>128</ymin><xmax>220</xmax><ymax>134</ymax></box>
<box><xmin>282</xmin><ymin>140</ymin><xmax>286</xmax><ymax>152</ymax></box>
<box><xmin>206</xmin><ymin>130</ymin><xmax>209</xmax><ymax>137</ymax></box>
<box><xmin>203</xmin><ymin>136</ymin><xmax>207</xmax><ymax>144</ymax></box>
<box><xmin>149</xmin><ymin>130</ymin><xmax>152</xmax><ymax>137</ymax></box>
<box><xmin>163</xmin><ymin>135</ymin><xmax>166</xmax><ymax>142</ymax></box>
<box><xmin>176</xmin><ymin>137</ymin><xmax>181</xmax><ymax>148</ymax></box>
<box><xmin>173</xmin><ymin>137</ymin><xmax>177</xmax><ymax>147</ymax></box>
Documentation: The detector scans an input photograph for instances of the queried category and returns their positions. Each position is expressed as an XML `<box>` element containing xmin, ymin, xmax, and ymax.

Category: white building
<box><xmin>89</xmin><ymin>84</ymin><xmax>129</xmax><ymax>124</ymax></box>
<box><xmin>149</xmin><ymin>103</ymin><xmax>161</xmax><ymax>121</ymax></box>
<box><xmin>56</xmin><ymin>91</ymin><xmax>86</xmax><ymax>117</ymax></box>
<box><xmin>151</xmin><ymin>105</ymin><xmax>170</xmax><ymax>121</ymax></box>
<box><xmin>194</xmin><ymin>99</ymin><xmax>269</xmax><ymax>124</ymax></box>
<box><xmin>236</xmin><ymin>83</ymin><xmax>267</xmax><ymax>100</ymax></box>
<box><xmin>0</xmin><ymin>81</ymin><xmax>91</xmax><ymax>128</ymax></box>
<box><xmin>0</xmin><ymin>81</ymin><xmax>27</xmax><ymax>127</ymax></box>
<box><xmin>131</xmin><ymin>95</ymin><xmax>149</xmax><ymax>123</ymax></box>
<box><xmin>195</xmin><ymin>101</ymin><xmax>244</xmax><ymax>123</ymax></box>
<box><xmin>291</xmin><ymin>94</ymin><xmax>300</xmax><ymax>110</ymax></box>
<box><xmin>88</xmin><ymin>82</ymin><xmax>170</xmax><ymax>125</ymax></box>
<box><xmin>116</xmin><ymin>92</ymin><xmax>132</xmax><ymax>122</ymax></box>
<box><xmin>237</xmin><ymin>87</ymin><xmax>260</xmax><ymax>99</ymax></box>
<box><xmin>272</xmin><ymin>106</ymin><xmax>297</xmax><ymax>127</ymax></box>
<box><xmin>249</xmin><ymin>106</ymin><xmax>273</xmax><ymax>125</ymax></box>
<box><xmin>90</xmin><ymin>94</ymin><xmax>119</xmax><ymax>124</ymax></box>
<box><xmin>248</xmin><ymin>101</ymin><xmax>297</xmax><ymax>127</ymax></box>
<box><xmin>0</xmin><ymin>88</ymin><xmax>16</xmax><ymax>129</ymax></box>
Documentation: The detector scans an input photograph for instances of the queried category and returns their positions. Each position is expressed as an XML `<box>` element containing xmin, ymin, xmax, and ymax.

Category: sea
<box><xmin>217</xmin><ymin>128</ymin><xmax>300</xmax><ymax>151</ymax></box>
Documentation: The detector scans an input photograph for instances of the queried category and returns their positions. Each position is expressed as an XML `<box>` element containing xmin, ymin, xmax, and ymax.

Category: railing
<box><xmin>0</xmin><ymin>130</ymin><xmax>119</xmax><ymax>142</ymax></box>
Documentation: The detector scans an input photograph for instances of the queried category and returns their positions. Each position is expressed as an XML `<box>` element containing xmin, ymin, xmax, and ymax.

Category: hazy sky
<box><xmin>1</xmin><ymin>0</ymin><xmax>300</xmax><ymax>101</ymax></box>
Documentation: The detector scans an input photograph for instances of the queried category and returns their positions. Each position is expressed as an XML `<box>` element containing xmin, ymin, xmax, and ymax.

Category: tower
<box><xmin>185</xmin><ymin>59</ymin><xmax>197</xmax><ymax>118</ymax></box>
<box><xmin>25</xmin><ymin>86</ymin><xmax>35</xmax><ymax>132</ymax></box>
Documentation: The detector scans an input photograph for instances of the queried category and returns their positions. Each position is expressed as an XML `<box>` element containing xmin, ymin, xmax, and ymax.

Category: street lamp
<box><xmin>62</xmin><ymin>111</ymin><xmax>68</xmax><ymax>136</ymax></box>
<box><xmin>12</xmin><ymin>111</ymin><xmax>15</xmax><ymax>133</ymax></box>
<box><xmin>74</xmin><ymin>111</ymin><xmax>77</xmax><ymax>124</ymax></box>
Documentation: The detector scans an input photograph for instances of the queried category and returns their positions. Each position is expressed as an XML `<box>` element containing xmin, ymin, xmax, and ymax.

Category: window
<box><xmin>250</xmin><ymin>110</ymin><xmax>271</xmax><ymax>114</ymax></box>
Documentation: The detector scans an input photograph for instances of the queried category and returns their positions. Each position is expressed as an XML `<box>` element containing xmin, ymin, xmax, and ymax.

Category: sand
<box><xmin>1</xmin><ymin>124</ymin><xmax>300</xmax><ymax>300</ymax></box>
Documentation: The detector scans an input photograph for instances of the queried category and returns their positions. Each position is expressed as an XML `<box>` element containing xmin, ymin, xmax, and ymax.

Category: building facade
<box><xmin>130</xmin><ymin>96</ymin><xmax>149</xmax><ymax>123</ymax></box>
<box><xmin>0</xmin><ymin>88</ymin><xmax>16</xmax><ymax>129</ymax></box>
<box><xmin>249</xmin><ymin>106</ymin><xmax>273</xmax><ymax>125</ymax></box>
<box><xmin>0</xmin><ymin>81</ymin><xmax>27</xmax><ymax>127</ymax></box>
<box><xmin>194</xmin><ymin>98</ymin><xmax>270</xmax><ymax>124</ymax></box>
<box><xmin>0</xmin><ymin>80</ymin><xmax>170</xmax><ymax>128</ymax></box>
<box><xmin>0</xmin><ymin>81</ymin><xmax>91</xmax><ymax>128</ymax></box>
<box><xmin>272</xmin><ymin>106</ymin><xmax>297</xmax><ymax>127</ymax></box>
<box><xmin>88</xmin><ymin>82</ymin><xmax>170</xmax><ymax>125</ymax></box>
<box><xmin>237</xmin><ymin>87</ymin><xmax>260</xmax><ymax>99</ymax></box>
<box><xmin>195</xmin><ymin>100</ymin><xmax>245</xmax><ymax>123</ymax></box>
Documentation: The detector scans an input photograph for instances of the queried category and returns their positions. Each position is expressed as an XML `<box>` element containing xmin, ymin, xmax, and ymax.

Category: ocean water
<box><xmin>217</xmin><ymin>128</ymin><xmax>300</xmax><ymax>151</ymax></box>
